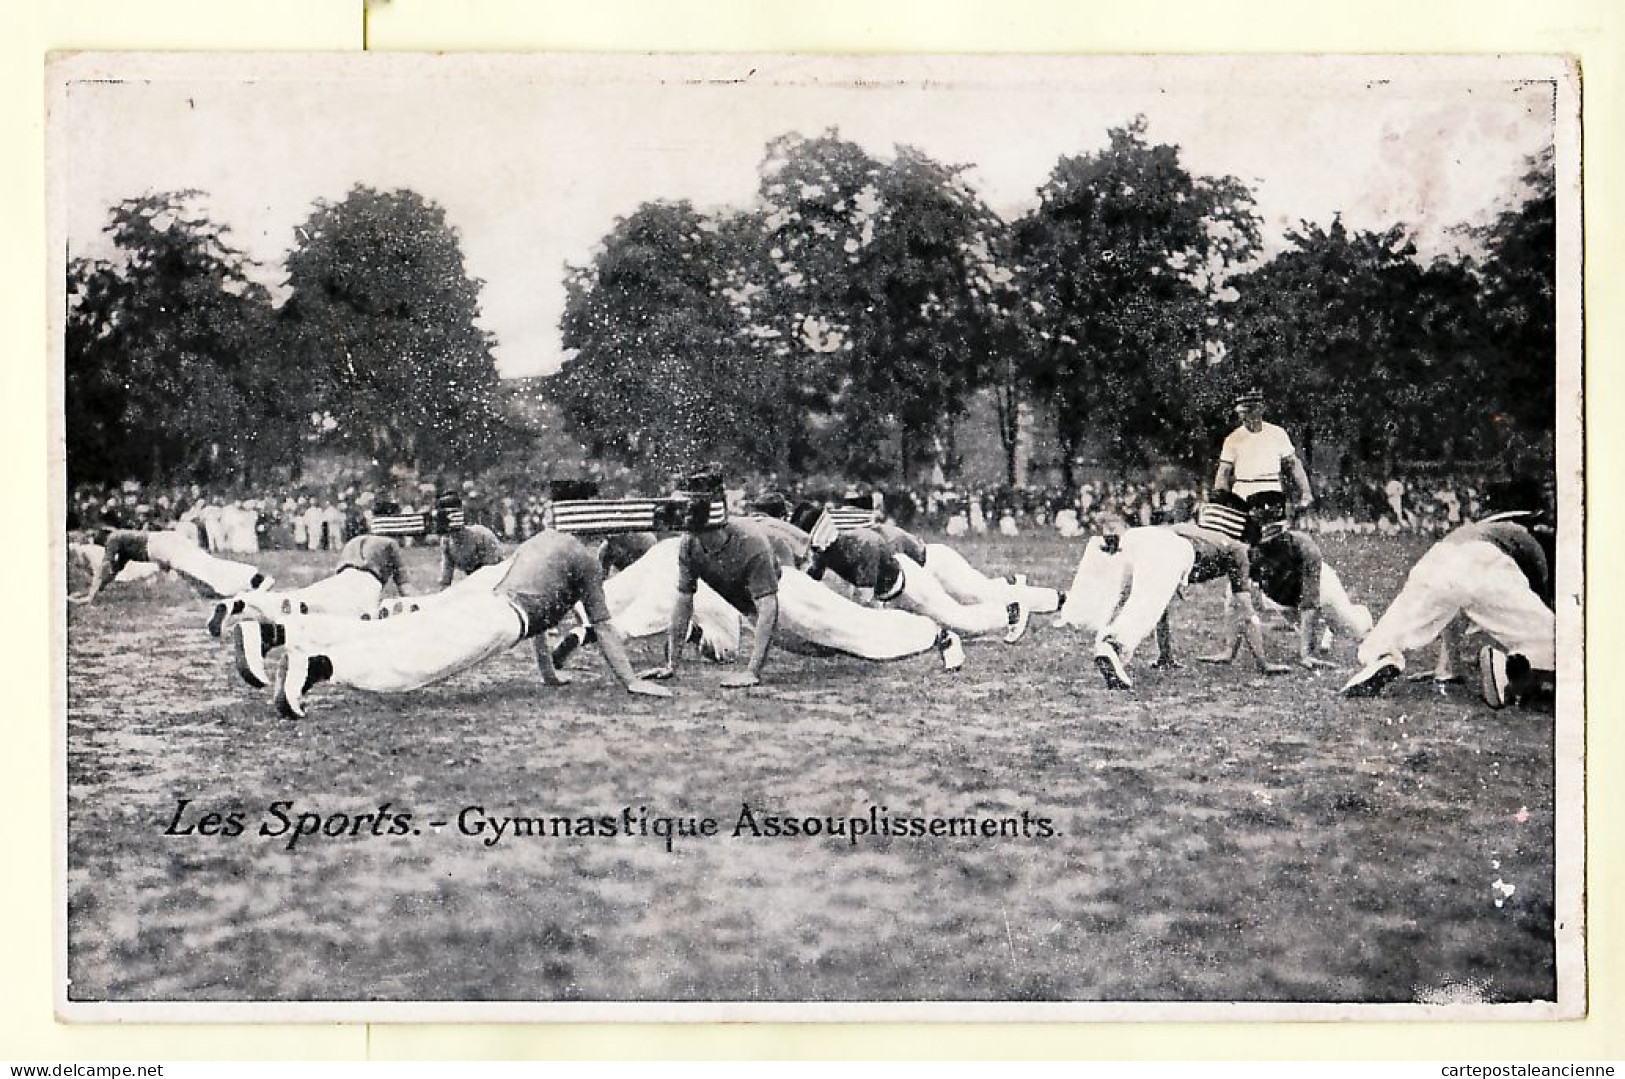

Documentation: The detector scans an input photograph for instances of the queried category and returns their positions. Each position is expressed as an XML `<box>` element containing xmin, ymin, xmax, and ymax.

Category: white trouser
<box><xmin>285</xmin><ymin>591</ymin><xmax>524</xmax><ymax>693</ymax></box>
<box><xmin>1232</xmin><ymin>480</ymin><xmax>1284</xmax><ymax>501</ymax></box>
<box><xmin>1317</xmin><ymin>563</ymin><xmax>1373</xmax><ymax>641</ymax></box>
<box><xmin>382</xmin><ymin>559</ymin><xmax>512</xmax><ymax>615</ymax></box>
<box><xmin>923</xmin><ymin>543</ymin><xmax>1062</xmax><ymax>613</ymax></box>
<box><xmin>1056</xmin><ymin>528</ymin><xmax>1194</xmax><ymax>662</ymax></box>
<box><xmin>604</xmin><ymin>538</ymin><xmax>740</xmax><ymax>658</ymax></box>
<box><xmin>236</xmin><ymin>568</ymin><xmax>384</xmax><ymax>622</ymax></box>
<box><xmin>774</xmin><ymin>569</ymin><xmax>942</xmax><ymax>660</ymax></box>
<box><xmin>147</xmin><ymin>532</ymin><xmax>263</xmax><ymax>598</ymax></box>
<box><xmin>891</xmin><ymin>554</ymin><xmax>1011</xmax><ymax>638</ymax></box>
<box><xmin>1358</xmin><ymin>539</ymin><xmax>1555</xmax><ymax>670</ymax></box>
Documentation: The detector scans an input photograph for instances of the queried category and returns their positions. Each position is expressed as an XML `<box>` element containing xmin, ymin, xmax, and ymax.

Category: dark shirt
<box><xmin>440</xmin><ymin>525</ymin><xmax>505</xmax><ymax>583</ymax></box>
<box><xmin>1250</xmin><ymin>532</ymin><xmax>1323</xmax><ymax>610</ymax></box>
<box><xmin>499</xmin><ymin>531</ymin><xmax>612</xmax><ymax>638</ymax></box>
<box><xmin>599</xmin><ymin>532</ymin><xmax>659</xmax><ymax>575</ymax></box>
<box><xmin>337</xmin><ymin>535</ymin><xmax>406</xmax><ymax>590</ymax></box>
<box><xmin>677</xmin><ymin>519</ymin><xmax>782</xmax><ymax>617</ymax></box>
<box><xmin>810</xmin><ymin>529</ymin><xmax>903</xmax><ymax>598</ymax></box>
<box><xmin>749</xmin><ymin>516</ymin><xmax>813</xmax><ymax>568</ymax></box>
<box><xmin>871</xmin><ymin>523</ymin><xmax>928</xmax><ymax>566</ymax></box>
<box><xmin>104</xmin><ymin>530</ymin><xmax>151</xmax><ymax>577</ymax></box>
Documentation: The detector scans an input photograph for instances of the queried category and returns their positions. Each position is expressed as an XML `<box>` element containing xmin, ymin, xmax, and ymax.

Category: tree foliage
<box><xmin>552</xmin><ymin>201</ymin><xmax>768</xmax><ymax>479</ymax></box>
<box><xmin>1474</xmin><ymin>146</ymin><xmax>1556</xmax><ymax>437</ymax></box>
<box><xmin>64</xmin><ymin>192</ymin><xmax>290</xmax><ymax>486</ymax></box>
<box><xmin>66</xmin><ymin>130</ymin><xmax>1558</xmax><ymax>495</ymax></box>
<box><xmin>1013</xmin><ymin>118</ymin><xmax>1262</xmax><ymax>482</ymax></box>
<box><xmin>551</xmin><ymin>131</ymin><xmax>1007</xmax><ymax>483</ymax></box>
<box><xmin>1223</xmin><ymin>220</ymin><xmax>1492</xmax><ymax>468</ymax></box>
<box><xmin>280</xmin><ymin>185</ymin><xmax>507</xmax><ymax>474</ymax></box>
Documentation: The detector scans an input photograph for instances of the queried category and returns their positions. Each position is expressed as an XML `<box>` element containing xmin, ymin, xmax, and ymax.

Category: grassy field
<box><xmin>63</xmin><ymin>530</ymin><xmax>1558</xmax><ymax>1005</ymax></box>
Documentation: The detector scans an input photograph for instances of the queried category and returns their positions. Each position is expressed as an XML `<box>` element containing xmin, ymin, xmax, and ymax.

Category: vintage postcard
<box><xmin>49</xmin><ymin>51</ymin><xmax>1583</xmax><ymax>1022</ymax></box>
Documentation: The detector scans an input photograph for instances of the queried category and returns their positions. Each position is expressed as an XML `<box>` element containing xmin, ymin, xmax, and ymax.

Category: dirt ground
<box><xmin>63</xmin><ymin>530</ymin><xmax>1559</xmax><ymax>1005</ymax></box>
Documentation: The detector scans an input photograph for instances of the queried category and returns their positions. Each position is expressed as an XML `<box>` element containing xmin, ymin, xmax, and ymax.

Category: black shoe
<box><xmin>207</xmin><ymin>602</ymin><xmax>229</xmax><ymax>638</ymax></box>
<box><xmin>275</xmin><ymin>653</ymin><xmax>332</xmax><ymax>720</ymax></box>
<box><xmin>1094</xmin><ymin>638</ymin><xmax>1132</xmax><ymax>690</ymax></box>
<box><xmin>1003</xmin><ymin>600</ymin><xmax>1031</xmax><ymax>644</ymax></box>
<box><xmin>1343</xmin><ymin>656</ymin><xmax>1402</xmax><ymax>698</ymax></box>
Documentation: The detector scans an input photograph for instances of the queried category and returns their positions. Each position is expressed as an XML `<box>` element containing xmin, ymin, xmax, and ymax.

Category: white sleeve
<box><xmin>1219</xmin><ymin>430</ymin><xmax>1240</xmax><ymax>465</ymax></box>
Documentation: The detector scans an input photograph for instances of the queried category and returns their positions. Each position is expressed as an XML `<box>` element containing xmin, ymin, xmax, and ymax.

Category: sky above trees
<box><xmin>60</xmin><ymin>54</ymin><xmax>1558</xmax><ymax>379</ymax></box>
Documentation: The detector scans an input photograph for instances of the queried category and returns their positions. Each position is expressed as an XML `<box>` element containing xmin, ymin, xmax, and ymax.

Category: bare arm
<box><xmin>532</xmin><ymin>633</ymin><xmax>569</xmax><ymax>685</ymax></box>
<box><xmin>594</xmin><ymin>622</ymin><xmax>673</xmax><ymax>697</ymax></box>
<box><xmin>1295</xmin><ymin>606</ymin><xmax>1333</xmax><ymax>668</ymax></box>
<box><xmin>1286</xmin><ymin>454</ymin><xmax>1314</xmax><ymax>508</ymax></box>
<box><xmin>722</xmin><ymin>593</ymin><xmax>778</xmax><ymax>688</ymax></box>
<box><xmin>1234</xmin><ymin>591</ymin><xmax>1291</xmax><ymax>674</ymax></box>
<box><xmin>68</xmin><ymin>552</ymin><xmax>117</xmax><ymax>605</ymax></box>
<box><xmin>644</xmin><ymin>590</ymin><xmax>696</xmax><ymax>680</ymax></box>
<box><xmin>1213</xmin><ymin>461</ymin><xmax>1235</xmax><ymax>493</ymax></box>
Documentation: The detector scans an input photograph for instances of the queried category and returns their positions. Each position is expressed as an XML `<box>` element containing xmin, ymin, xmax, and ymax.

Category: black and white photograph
<box><xmin>50</xmin><ymin>52</ymin><xmax>1583</xmax><ymax>1021</ymax></box>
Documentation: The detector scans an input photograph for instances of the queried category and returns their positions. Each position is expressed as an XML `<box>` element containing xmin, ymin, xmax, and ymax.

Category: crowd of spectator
<box><xmin>67</xmin><ymin>467</ymin><xmax>1542</xmax><ymax>556</ymax></box>
<box><xmin>792</xmin><ymin>471</ymin><xmax>1526</xmax><ymax>539</ymax></box>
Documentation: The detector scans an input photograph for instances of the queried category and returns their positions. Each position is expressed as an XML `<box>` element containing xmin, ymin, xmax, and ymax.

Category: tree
<box><xmin>64</xmin><ymin>191</ymin><xmax>289</xmax><ymax>487</ymax></box>
<box><xmin>1223</xmin><ymin>219</ymin><xmax>1493</xmax><ymax>470</ymax></box>
<box><xmin>753</xmin><ymin>132</ymin><xmax>1000</xmax><ymax>480</ymax></box>
<box><xmin>1474</xmin><ymin>146</ymin><xmax>1556</xmax><ymax>439</ymax></box>
<box><xmin>280</xmin><ymin>186</ymin><xmax>508</xmax><ymax>475</ymax></box>
<box><xmin>746</xmin><ymin>131</ymin><xmax>889</xmax><ymax>477</ymax></box>
<box><xmin>551</xmin><ymin>132</ymin><xmax>1007</xmax><ymax>484</ymax></box>
<box><xmin>1014</xmin><ymin>118</ymin><xmax>1262</xmax><ymax>484</ymax></box>
<box><xmin>552</xmin><ymin>201</ymin><xmax>770</xmax><ymax>479</ymax></box>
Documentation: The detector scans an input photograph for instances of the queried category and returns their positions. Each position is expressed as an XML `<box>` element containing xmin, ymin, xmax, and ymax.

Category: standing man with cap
<box><xmin>1214</xmin><ymin>387</ymin><xmax>1315</xmax><ymax>513</ymax></box>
